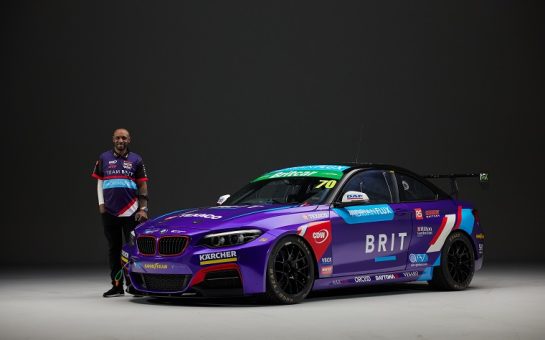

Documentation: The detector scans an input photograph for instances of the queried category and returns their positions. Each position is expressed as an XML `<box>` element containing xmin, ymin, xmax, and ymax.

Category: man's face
<box><xmin>112</xmin><ymin>129</ymin><xmax>131</xmax><ymax>153</ymax></box>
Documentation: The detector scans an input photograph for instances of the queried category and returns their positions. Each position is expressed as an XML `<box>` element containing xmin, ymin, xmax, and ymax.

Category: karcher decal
<box><xmin>199</xmin><ymin>250</ymin><xmax>238</xmax><ymax>265</ymax></box>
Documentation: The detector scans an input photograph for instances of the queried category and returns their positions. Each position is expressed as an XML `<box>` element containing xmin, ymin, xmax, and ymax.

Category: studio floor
<box><xmin>1</xmin><ymin>264</ymin><xmax>544</xmax><ymax>340</ymax></box>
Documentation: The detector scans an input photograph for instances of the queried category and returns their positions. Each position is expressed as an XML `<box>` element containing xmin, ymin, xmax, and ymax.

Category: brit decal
<box><xmin>365</xmin><ymin>232</ymin><xmax>408</xmax><ymax>253</ymax></box>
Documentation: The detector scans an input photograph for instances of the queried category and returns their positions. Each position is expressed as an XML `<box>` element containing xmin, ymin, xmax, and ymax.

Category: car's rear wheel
<box><xmin>265</xmin><ymin>236</ymin><xmax>314</xmax><ymax>304</ymax></box>
<box><xmin>430</xmin><ymin>231</ymin><xmax>475</xmax><ymax>290</ymax></box>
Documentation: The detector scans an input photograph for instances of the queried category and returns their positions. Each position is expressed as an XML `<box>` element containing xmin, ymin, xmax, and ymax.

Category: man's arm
<box><xmin>134</xmin><ymin>181</ymin><xmax>148</xmax><ymax>221</ymax></box>
<box><xmin>97</xmin><ymin>180</ymin><xmax>105</xmax><ymax>214</ymax></box>
<box><xmin>93</xmin><ymin>158</ymin><xmax>105</xmax><ymax>214</ymax></box>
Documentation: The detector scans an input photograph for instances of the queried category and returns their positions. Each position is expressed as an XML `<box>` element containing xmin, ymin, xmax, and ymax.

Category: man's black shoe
<box><xmin>103</xmin><ymin>285</ymin><xmax>124</xmax><ymax>298</ymax></box>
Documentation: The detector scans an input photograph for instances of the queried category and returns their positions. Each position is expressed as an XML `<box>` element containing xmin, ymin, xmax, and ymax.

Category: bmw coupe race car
<box><xmin>122</xmin><ymin>164</ymin><xmax>486</xmax><ymax>304</ymax></box>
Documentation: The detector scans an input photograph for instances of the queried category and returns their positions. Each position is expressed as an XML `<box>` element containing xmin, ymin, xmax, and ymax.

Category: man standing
<box><xmin>92</xmin><ymin>128</ymin><xmax>149</xmax><ymax>297</ymax></box>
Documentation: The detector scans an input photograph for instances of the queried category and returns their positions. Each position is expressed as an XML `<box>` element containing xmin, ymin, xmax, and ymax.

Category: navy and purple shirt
<box><xmin>92</xmin><ymin>150</ymin><xmax>148</xmax><ymax>217</ymax></box>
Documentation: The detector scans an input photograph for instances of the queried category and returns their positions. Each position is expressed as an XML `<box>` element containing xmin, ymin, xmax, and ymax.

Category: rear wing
<box><xmin>422</xmin><ymin>172</ymin><xmax>489</xmax><ymax>199</ymax></box>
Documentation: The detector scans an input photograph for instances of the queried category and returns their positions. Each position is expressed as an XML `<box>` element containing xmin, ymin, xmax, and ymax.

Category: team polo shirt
<box><xmin>92</xmin><ymin>150</ymin><xmax>148</xmax><ymax>217</ymax></box>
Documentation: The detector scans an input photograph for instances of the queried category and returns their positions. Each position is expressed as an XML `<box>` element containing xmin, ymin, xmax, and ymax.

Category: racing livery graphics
<box><xmin>123</xmin><ymin>164</ymin><xmax>486</xmax><ymax>304</ymax></box>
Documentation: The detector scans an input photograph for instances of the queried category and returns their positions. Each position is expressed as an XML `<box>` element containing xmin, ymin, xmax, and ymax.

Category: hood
<box><xmin>135</xmin><ymin>204</ymin><xmax>320</xmax><ymax>236</ymax></box>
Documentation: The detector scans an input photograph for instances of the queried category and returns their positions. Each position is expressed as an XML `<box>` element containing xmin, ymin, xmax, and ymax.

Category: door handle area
<box><xmin>394</xmin><ymin>209</ymin><xmax>409</xmax><ymax>215</ymax></box>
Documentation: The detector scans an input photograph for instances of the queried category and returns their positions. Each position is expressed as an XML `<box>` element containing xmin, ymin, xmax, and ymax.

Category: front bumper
<box><xmin>122</xmin><ymin>231</ymin><xmax>278</xmax><ymax>297</ymax></box>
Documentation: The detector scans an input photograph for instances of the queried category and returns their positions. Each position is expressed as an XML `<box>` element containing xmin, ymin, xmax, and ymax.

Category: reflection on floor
<box><xmin>1</xmin><ymin>264</ymin><xmax>544</xmax><ymax>340</ymax></box>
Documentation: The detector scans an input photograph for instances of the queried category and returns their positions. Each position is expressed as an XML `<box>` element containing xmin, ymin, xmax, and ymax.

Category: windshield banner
<box><xmin>253</xmin><ymin>165</ymin><xmax>349</xmax><ymax>182</ymax></box>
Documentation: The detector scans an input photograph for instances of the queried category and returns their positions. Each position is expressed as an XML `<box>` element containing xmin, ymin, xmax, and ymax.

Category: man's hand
<box><xmin>99</xmin><ymin>204</ymin><xmax>105</xmax><ymax>214</ymax></box>
<box><xmin>135</xmin><ymin>210</ymin><xmax>148</xmax><ymax>222</ymax></box>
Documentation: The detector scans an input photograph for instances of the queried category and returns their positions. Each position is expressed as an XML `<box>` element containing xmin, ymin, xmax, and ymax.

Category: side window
<box><xmin>396</xmin><ymin>173</ymin><xmax>437</xmax><ymax>202</ymax></box>
<box><xmin>339</xmin><ymin>170</ymin><xmax>394</xmax><ymax>203</ymax></box>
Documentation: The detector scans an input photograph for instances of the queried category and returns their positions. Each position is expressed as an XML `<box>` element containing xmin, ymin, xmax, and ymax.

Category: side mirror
<box><xmin>333</xmin><ymin>191</ymin><xmax>370</xmax><ymax>208</ymax></box>
<box><xmin>217</xmin><ymin>194</ymin><xmax>230</xmax><ymax>205</ymax></box>
<box><xmin>341</xmin><ymin>191</ymin><xmax>370</xmax><ymax>203</ymax></box>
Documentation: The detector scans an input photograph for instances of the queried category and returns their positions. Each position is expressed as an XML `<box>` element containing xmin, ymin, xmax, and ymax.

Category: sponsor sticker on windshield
<box><xmin>253</xmin><ymin>165</ymin><xmax>348</xmax><ymax>182</ymax></box>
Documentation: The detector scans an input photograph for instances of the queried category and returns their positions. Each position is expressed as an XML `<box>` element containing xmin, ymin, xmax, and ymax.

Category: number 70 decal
<box><xmin>315</xmin><ymin>180</ymin><xmax>337</xmax><ymax>189</ymax></box>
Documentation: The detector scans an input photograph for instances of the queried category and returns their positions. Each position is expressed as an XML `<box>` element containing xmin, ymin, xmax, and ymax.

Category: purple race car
<box><xmin>122</xmin><ymin>164</ymin><xmax>486</xmax><ymax>304</ymax></box>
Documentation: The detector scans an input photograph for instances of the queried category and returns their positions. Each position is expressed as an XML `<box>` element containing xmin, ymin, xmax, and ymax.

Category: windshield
<box><xmin>224</xmin><ymin>177</ymin><xmax>339</xmax><ymax>206</ymax></box>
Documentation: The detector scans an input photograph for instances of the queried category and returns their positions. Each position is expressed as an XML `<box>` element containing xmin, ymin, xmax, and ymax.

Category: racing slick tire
<box><xmin>264</xmin><ymin>236</ymin><xmax>315</xmax><ymax>304</ymax></box>
<box><xmin>430</xmin><ymin>231</ymin><xmax>475</xmax><ymax>290</ymax></box>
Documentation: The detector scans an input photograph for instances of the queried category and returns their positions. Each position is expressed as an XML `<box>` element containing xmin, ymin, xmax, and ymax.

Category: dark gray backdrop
<box><xmin>2</xmin><ymin>1</ymin><xmax>544</xmax><ymax>265</ymax></box>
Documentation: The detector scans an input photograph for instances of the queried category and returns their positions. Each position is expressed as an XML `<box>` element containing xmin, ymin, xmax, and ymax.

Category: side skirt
<box><xmin>312</xmin><ymin>269</ymin><xmax>426</xmax><ymax>291</ymax></box>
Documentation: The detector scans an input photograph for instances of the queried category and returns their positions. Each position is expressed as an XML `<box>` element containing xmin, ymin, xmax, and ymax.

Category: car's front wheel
<box><xmin>430</xmin><ymin>231</ymin><xmax>475</xmax><ymax>290</ymax></box>
<box><xmin>265</xmin><ymin>236</ymin><xmax>314</xmax><ymax>304</ymax></box>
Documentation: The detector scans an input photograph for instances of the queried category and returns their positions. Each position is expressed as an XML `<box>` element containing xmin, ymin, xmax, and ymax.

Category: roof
<box><xmin>253</xmin><ymin>163</ymin><xmax>423</xmax><ymax>182</ymax></box>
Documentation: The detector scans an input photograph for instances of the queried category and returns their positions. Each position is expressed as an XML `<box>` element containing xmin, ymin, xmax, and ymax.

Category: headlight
<box><xmin>201</xmin><ymin>229</ymin><xmax>262</xmax><ymax>248</ymax></box>
<box><xmin>129</xmin><ymin>230</ymin><xmax>136</xmax><ymax>246</ymax></box>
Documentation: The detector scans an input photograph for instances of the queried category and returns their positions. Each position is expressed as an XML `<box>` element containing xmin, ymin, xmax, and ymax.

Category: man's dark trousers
<box><xmin>102</xmin><ymin>213</ymin><xmax>137</xmax><ymax>286</ymax></box>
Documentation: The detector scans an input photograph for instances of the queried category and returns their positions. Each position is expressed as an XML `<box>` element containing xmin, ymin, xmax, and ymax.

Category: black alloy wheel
<box><xmin>447</xmin><ymin>239</ymin><xmax>473</xmax><ymax>284</ymax></box>
<box><xmin>430</xmin><ymin>231</ymin><xmax>475</xmax><ymax>290</ymax></box>
<box><xmin>265</xmin><ymin>236</ymin><xmax>314</xmax><ymax>304</ymax></box>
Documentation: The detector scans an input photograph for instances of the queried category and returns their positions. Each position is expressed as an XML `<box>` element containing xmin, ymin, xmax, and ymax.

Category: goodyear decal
<box><xmin>253</xmin><ymin>165</ymin><xmax>349</xmax><ymax>182</ymax></box>
<box><xmin>143</xmin><ymin>263</ymin><xmax>168</xmax><ymax>270</ymax></box>
<box><xmin>199</xmin><ymin>250</ymin><xmax>237</xmax><ymax>265</ymax></box>
<box><xmin>334</xmin><ymin>204</ymin><xmax>394</xmax><ymax>224</ymax></box>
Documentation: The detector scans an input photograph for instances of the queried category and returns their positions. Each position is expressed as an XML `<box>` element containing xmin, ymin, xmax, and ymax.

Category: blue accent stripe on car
<box><xmin>458</xmin><ymin>209</ymin><xmax>475</xmax><ymax>234</ymax></box>
<box><xmin>103</xmin><ymin>179</ymin><xmax>137</xmax><ymax>190</ymax></box>
<box><xmin>375</xmin><ymin>255</ymin><xmax>397</xmax><ymax>262</ymax></box>
<box><xmin>333</xmin><ymin>204</ymin><xmax>394</xmax><ymax>224</ymax></box>
<box><xmin>417</xmin><ymin>267</ymin><xmax>433</xmax><ymax>281</ymax></box>
<box><xmin>154</xmin><ymin>209</ymin><xmax>193</xmax><ymax>221</ymax></box>
<box><xmin>433</xmin><ymin>255</ymin><xmax>441</xmax><ymax>266</ymax></box>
